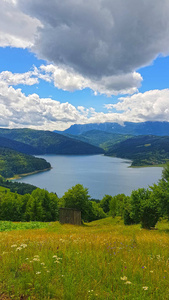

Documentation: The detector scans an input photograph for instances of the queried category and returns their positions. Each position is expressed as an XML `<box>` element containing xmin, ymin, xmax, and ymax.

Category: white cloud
<box><xmin>39</xmin><ymin>64</ymin><xmax>142</xmax><ymax>96</ymax></box>
<box><xmin>0</xmin><ymin>79</ymin><xmax>90</xmax><ymax>130</ymax></box>
<box><xmin>0</xmin><ymin>70</ymin><xmax>39</xmax><ymax>86</ymax></box>
<box><xmin>0</xmin><ymin>71</ymin><xmax>169</xmax><ymax>130</ymax></box>
<box><xmin>0</xmin><ymin>0</ymin><xmax>41</xmax><ymax>48</ymax></box>
<box><xmin>106</xmin><ymin>89</ymin><xmax>169</xmax><ymax>123</ymax></box>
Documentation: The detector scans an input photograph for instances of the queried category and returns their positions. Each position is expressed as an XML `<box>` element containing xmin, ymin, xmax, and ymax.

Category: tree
<box><xmin>126</xmin><ymin>188</ymin><xmax>160</xmax><ymax>229</ymax></box>
<box><xmin>89</xmin><ymin>201</ymin><xmax>107</xmax><ymax>221</ymax></box>
<box><xmin>61</xmin><ymin>184</ymin><xmax>92</xmax><ymax>222</ymax></box>
<box><xmin>100</xmin><ymin>195</ymin><xmax>113</xmax><ymax>214</ymax></box>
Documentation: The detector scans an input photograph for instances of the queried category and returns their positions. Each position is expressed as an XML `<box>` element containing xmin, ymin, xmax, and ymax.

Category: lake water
<box><xmin>15</xmin><ymin>155</ymin><xmax>163</xmax><ymax>199</ymax></box>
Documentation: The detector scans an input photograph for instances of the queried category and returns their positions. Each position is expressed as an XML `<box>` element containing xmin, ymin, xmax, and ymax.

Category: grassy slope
<box><xmin>0</xmin><ymin>217</ymin><xmax>169</xmax><ymax>299</ymax></box>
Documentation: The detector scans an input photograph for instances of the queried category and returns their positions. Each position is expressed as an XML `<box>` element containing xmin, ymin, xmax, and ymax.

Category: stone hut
<box><xmin>59</xmin><ymin>208</ymin><xmax>81</xmax><ymax>225</ymax></box>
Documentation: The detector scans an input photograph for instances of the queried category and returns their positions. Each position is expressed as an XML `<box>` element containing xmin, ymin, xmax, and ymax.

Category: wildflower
<box><xmin>121</xmin><ymin>276</ymin><xmax>127</xmax><ymax>281</ymax></box>
<box><xmin>150</xmin><ymin>270</ymin><xmax>153</xmax><ymax>273</ymax></box>
<box><xmin>34</xmin><ymin>255</ymin><xmax>39</xmax><ymax>258</ymax></box>
<box><xmin>11</xmin><ymin>244</ymin><xmax>17</xmax><ymax>248</ymax></box>
<box><xmin>33</xmin><ymin>258</ymin><xmax>40</xmax><ymax>261</ymax></box>
<box><xmin>21</xmin><ymin>244</ymin><xmax>27</xmax><ymax>248</ymax></box>
<box><xmin>36</xmin><ymin>271</ymin><xmax>41</xmax><ymax>275</ymax></box>
<box><xmin>54</xmin><ymin>260</ymin><xmax>60</xmax><ymax>264</ymax></box>
<box><xmin>143</xmin><ymin>286</ymin><xmax>148</xmax><ymax>290</ymax></box>
<box><xmin>53</xmin><ymin>255</ymin><xmax>58</xmax><ymax>258</ymax></box>
<box><xmin>124</xmin><ymin>281</ymin><xmax>132</xmax><ymax>284</ymax></box>
<box><xmin>41</xmin><ymin>262</ymin><xmax>45</xmax><ymax>265</ymax></box>
<box><xmin>16</xmin><ymin>247</ymin><xmax>22</xmax><ymax>251</ymax></box>
<box><xmin>25</xmin><ymin>258</ymin><xmax>29</xmax><ymax>260</ymax></box>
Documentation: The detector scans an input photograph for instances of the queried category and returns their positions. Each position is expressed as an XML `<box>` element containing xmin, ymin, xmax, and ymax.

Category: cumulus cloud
<box><xmin>0</xmin><ymin>81</ymin><xmax>86</xmax><ymax>130</ymax></box>
<box><xmin>106</xmin><ymin>89</ymin><xmax>169</xmax><ymax>123</ymax></box>
<box><xmin>0</xmin><ymin>71</ymin><xmax>169</xmax><ymax>130</ymax></box>
<box><xmin>0</xmin><ymin>70</ymin><xmax>39</xmax><ymax>86</ymax></box>
<box><xmin>18</xmin><ymin>0</ymin><xmax>169</xmax><ymax>79</ymax></box>
<box><xmin>39</xmin><ymin>64</ymin><xmax>142</xmax><ymax>96</ymax></box>
<box><xmin>0</xmin><ymin>0</ymin><xmax>41</xmax><ymax>48</ymax></box>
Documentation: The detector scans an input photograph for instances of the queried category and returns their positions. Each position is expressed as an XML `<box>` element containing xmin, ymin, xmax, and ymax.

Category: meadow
<box><xmin>0</xmin><ymin>218</ymin><xmax>169</xmax><ymax>300</ymax></box>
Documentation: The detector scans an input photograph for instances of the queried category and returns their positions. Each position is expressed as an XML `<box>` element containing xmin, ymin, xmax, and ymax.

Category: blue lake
<box><xmin>15</xmin><ymin>155</ymin><xmax>163</xmax><ymax>199</ymax></box>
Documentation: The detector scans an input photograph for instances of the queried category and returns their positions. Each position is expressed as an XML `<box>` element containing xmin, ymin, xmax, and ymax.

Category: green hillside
<box><xmin>0</xmin><ymin>128</ymin><xmax>104</xmax><ymax>155</ymax></box>
<box><xmin>65</xmin><ymin>130</ymin><xmax>132</xmax><ymax>150</ymax></box>
<box><xmin>0</xmin><ymin>135</ymin><xmax>39</xmax><ymax>154</ymax></box>
<box><xmin>105</xmin><ymin>135</ymin><xmax>169</xmax><ymax>166</ymax></box>
<box><xmin>0</xmin><ymin>147</ymin><xmax>51</xmax><ymax>178</ymax></box>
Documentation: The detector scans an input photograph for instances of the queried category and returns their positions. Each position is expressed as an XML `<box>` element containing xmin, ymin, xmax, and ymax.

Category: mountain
<box><xmin>60</xmin><ymin>121</ymin><xmax>169</xmax><ymax>136</ymax></box>
<box><xmin>64</xmin><ymin>130</ymin><xmax>133</xmax><ymax>151</ymax></box>
<box><xmin>105</xmin><ymin>135</ymin><xmax>169</xmax><ymax>166</ymax></box>
<box><xmin>0</xmin><ymin>147</ymin><xmax>51</xmax><ymax>178</ymax></box>
<box><xmin>0</xmin><ymin>128</ymin><xmax>103</xmax><ymax>155</ymax></box>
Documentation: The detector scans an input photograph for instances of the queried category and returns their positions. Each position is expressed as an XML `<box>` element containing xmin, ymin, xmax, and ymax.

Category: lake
<box><xmin>15</xmin><ymin>155</ymin><xmax>163</xmax><ymax>199</ymax></box>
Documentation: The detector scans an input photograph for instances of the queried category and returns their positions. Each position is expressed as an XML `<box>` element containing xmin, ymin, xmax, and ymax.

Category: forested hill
<box><xmin>0</xmin><ymin>147</ymin><xmax>51</xmax><ymax>178</ymax></box>
<box><xmin>64</xmin><ymin>130</ymin><xmax>132</xmax><ymax>151</ymax></box>
<box><xmin>61</xmin><ymin>121</ymin><xmax>169</xmax><ymax>136</ymax></box>
<box><xmin>0</xmin><ymin>128</ymin><xmax>103</xmax><ymax>155</ymax></box>
<box><xmin>0</xmin><ymin>136</ymin><xmax>39</xmax><ymax>154</ymax></box>
<box><xmin>105</xmin><ymin>135</ymin><xmax>169</xmax><ymax>166</ymax></box>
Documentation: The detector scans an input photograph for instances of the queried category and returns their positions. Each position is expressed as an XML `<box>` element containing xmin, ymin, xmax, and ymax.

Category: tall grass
<box><xmin>0</xmin><ymin>217</ymin><xmax>169</xmax><ymax>299</ymax></box>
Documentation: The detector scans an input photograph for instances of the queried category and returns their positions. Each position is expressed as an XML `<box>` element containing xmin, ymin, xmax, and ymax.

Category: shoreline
<box><xmin>105</xmin><ymin>155</ymin><xmax>166</xmax><ymax>168</ymax></box>
<box><xmin>130</xmin><ymin>163</ymin><xmax>166</xmax><ymax>168</ymax></box>
<box><xmin>7</xmin><ymin>167</ymin><xmax>52</xmax><ymax>180</ymax></box>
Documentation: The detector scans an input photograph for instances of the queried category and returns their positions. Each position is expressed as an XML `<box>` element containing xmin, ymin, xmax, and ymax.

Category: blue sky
<box><xmin>1</xmin><ymin>0</ymin><xmax>169</xmax><ymax>131</ymax></box>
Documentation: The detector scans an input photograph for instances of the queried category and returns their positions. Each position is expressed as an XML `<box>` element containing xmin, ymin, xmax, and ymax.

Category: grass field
<box><xmin>0</xmin><ymin>217</ymin><xmax>169</xmax><ymax>299</ymax></box>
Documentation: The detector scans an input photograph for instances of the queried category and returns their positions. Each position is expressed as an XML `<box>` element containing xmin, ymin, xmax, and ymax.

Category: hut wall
<box><xmin>59</xmin><ymin>208</ymin><xmax>81</xmax><ymax>225</ymax></box>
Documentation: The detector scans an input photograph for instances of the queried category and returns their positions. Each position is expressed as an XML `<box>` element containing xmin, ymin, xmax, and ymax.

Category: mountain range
<box><xmin>58</xmin><ymin>121</ymin><xmax>169</xmax><ymax>136</ymax></box>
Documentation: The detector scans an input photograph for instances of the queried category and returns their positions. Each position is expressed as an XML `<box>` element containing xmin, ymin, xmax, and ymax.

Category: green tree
<box><xmin>89</xmin><ymin>201</ymin><xmax>107</xmax><ymax>221</ymax></box>
<box><xmin>126</xmin><ymin>188</ymin><xmax>160</xmax><ymax>229</ymax></box>
<box><xmin>61</xmin><ymin>184</ymin><xmax>92</xmax><ymax>222</ymax></box>
<box><xmin>100</xmin><ymin>195</ymin><xmax>113</xmax><ymax>214</ymax></box>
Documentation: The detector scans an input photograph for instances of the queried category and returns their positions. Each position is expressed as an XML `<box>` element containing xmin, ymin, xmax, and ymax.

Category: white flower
<box><xmin>143</xmin><ymin>286</ymin><xmax>148</xmax><ymax>290</ymax></box>
<box><xmin>124</xmin><ymin>281</ymin><xmax>132</xmax><ymax>284</ymax></box>
<box><xmin>16</xmin><ymin>247</ymin><xmax>22</xmax><ymax>251</ymax></box>
<box><xmin>120</xmin><ymin>276</ymin><xmax>127</xmax><ymax>281</ymax></box>
<box><xmin>33</xmin><ymin>258</ymin><xmax>40</xmax><ymax>261</ymax></box>
<box><xmin>21</xmin><ymin>244</ymin><xmax>27</xmax><ymax>248</ymax></box>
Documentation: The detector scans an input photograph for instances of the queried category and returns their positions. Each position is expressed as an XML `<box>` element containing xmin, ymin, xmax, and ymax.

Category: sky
<box><xmin>1</xmin><ymin>0</ymin><xmax>169</xmax><ymax>131</ymax></box>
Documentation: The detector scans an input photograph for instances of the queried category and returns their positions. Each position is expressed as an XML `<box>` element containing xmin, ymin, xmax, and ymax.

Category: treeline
<box><xmin>99</xmin><ymin>163</ymin><xmax>169</xmax><ymax>229</ymax></box>
<box><xmin>0</xmin><ymin>182</ymin><xmax>106</xmax><ymax>222</ymax></box>
<box><xmin>0</xmin><ymin>176</ymin><xmax>37</xmax><ymax>195</ymax></box>
<box><xmin>1</xmin><ymin>163</ymin><xmax>169</xmax><ymax>227</ymax></box>
<box><xmin>0</xmin><ymin>188</ymin><xmax>59</xmax><ymax>222</ymax></box>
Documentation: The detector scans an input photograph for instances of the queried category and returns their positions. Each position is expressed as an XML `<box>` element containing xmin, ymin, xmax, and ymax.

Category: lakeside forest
<box><xmin>0</xmin><ymin>121</ymin><xmax>169</xmax><ymax>229</ymax></box>
<box><xmin>0</xmin><ymin>122</ymin><xmax>169</xmax><ymax>178</ymax></box>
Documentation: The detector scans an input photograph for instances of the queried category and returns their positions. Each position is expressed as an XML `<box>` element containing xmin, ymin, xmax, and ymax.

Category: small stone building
<box><xmin>59</xmin><ymin>208</ymin><xmax>81</xmax><ymax>225</ymax></box>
